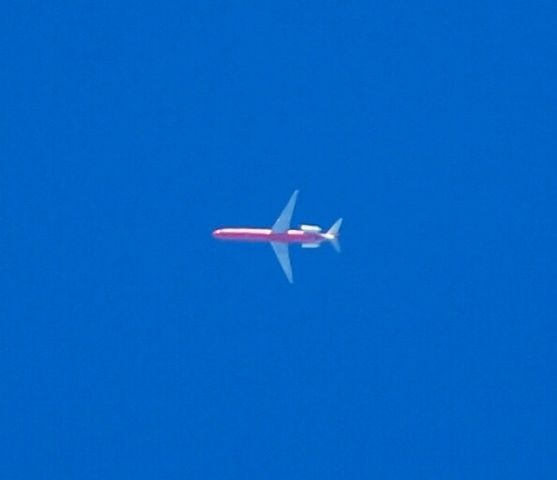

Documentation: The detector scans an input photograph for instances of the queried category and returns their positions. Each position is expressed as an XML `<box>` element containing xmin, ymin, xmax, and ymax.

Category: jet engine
<box><xmin>300</xmin><ymin>224</ymin><xmax>322</xmax><ymax>233</ymax></box>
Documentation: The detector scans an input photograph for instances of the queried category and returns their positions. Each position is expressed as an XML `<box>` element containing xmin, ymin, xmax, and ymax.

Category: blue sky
<box><xmin>2</xmin><ymin>2</ymin><xmax>556</xmax><ymax>478</ymax></box>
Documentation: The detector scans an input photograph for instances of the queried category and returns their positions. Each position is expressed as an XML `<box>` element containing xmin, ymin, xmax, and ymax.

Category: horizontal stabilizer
<box><xmin>327</xmin><ymin>218</ymin><xmax>342</xmax><ymax>253</ymax></box>
<box><xmin>327</xmin><ymin>218</ymin><xmax>343</xmax><ymax>236</ymax></box>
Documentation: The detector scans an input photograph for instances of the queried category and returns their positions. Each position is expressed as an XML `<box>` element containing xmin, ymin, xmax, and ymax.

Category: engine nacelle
<box><xmin>300</xmin><ymin>224</ymin><xmax>322</xmax><ymax>233</ymax></box>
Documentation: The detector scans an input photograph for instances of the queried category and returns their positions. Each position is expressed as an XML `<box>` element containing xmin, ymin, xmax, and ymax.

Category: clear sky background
<box><xmin>2</xmin><ymin>2</ymin><xmax>556</xmax><ymax>479</ymax></box>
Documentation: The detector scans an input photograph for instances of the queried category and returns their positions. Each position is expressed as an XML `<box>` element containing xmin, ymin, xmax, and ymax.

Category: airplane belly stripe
<box><xmin>213</xmin><ymin>229</ymin><xmax>322</xmax><ymax>243</ymax></box>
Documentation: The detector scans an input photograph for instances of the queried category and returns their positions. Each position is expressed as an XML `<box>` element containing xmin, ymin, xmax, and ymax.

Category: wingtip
<box><xmin>290</xmin><ymin>189</ymin><xmax>300</xmax><ymax>205</ymax></box>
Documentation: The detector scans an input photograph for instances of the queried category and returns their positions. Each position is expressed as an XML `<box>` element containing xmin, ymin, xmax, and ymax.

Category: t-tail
<box><xmin>327</xmin><ymin>218</ymin><xmax>343</xmax><ymax>253</ymax></box>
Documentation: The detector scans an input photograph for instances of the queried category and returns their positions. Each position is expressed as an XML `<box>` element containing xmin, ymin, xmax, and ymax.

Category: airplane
<box><xmin>212</xmin><ymin>190</ymin><xmax>342</xmax><ymax>283</ymax></box>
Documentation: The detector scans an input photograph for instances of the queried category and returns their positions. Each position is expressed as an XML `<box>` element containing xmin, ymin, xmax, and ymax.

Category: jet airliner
<box><xmin>212</xmin><ymin>190</ymin><xmax>342</xmax><ymax>283</ymax></box>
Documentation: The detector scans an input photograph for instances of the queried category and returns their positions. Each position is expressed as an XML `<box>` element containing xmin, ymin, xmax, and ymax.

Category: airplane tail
<box><xmin>327</xmin><ymin>218</ymin><xmax>342</xmax><ymax>253</ymax></box>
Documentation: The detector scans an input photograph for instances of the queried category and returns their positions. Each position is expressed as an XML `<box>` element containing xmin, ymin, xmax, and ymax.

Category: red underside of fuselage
<box><xmin>212</xmin><ymin>228</ymin><xmax>322</xmax><ymax>243</ymax></box>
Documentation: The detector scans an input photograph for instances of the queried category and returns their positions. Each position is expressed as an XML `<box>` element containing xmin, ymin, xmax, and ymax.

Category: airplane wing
<box><xmin>272</xmin><ymin>190</ymin><xmax>299</xmax><ymax>233</ymax></box>
<box><xmin>271</xmin><ymin>242</ymin><xmax>293</xmax><ymax>283</ymax></box>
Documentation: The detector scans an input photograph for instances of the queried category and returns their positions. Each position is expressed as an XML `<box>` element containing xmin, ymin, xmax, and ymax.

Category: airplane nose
<box><xmin>212</xmin><ymin>229</ymin><xmax>221</xmax><ymax>237</ymax></box>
